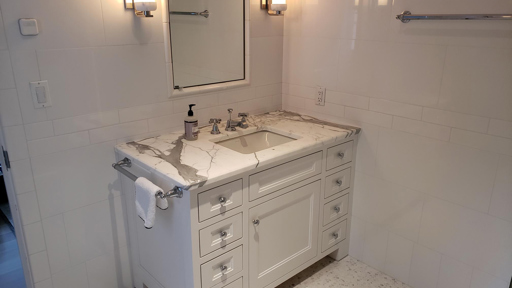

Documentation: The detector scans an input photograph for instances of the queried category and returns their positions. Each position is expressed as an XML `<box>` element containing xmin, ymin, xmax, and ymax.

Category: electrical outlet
<box><xmin>315</xmin><ymin>86</ymin><xmax>326</xmax><ymax>106</ymax></box>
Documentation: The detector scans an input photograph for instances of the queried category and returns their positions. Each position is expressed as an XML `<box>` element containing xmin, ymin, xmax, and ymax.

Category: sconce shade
<box><xmin>134</xmin><ymin>0</ymin><xmax>157</xmax><ymax>12</ymax></box>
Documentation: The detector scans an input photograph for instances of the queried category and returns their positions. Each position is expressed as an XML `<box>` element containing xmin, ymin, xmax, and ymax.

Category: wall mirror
<box><xmin>168</xmin><ymin>0</ymin><xmax>246</xmax><ymax>91</ymax></box>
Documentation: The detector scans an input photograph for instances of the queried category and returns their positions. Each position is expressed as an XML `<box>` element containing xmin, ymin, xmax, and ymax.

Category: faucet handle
<box><xmin>238</xmin><ymin>112</ymin><xmax>248</xmax><ymax>118</ymax></box>
<box><xmin>227</xmin><ymin>108</ymin><xmax>233</xmax><ymax>114</ymax></box>
<box><xmin>209</xmin><ymin>118</ymin><xmax>221</xmax><ymax>124</ymax></box>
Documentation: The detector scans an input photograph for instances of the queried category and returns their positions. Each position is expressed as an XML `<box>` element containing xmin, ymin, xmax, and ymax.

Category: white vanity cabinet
<box><xmin>117</xmin><ymin>134</ymin><xmax>358</xmax><ymax>288</ymax></box>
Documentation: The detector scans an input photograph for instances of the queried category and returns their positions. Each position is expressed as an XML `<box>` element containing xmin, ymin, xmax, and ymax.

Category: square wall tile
<box><xmin>489</xmin><ymin>156</ymin><xmax>512</xmax><ymax>222</ymax></box>
<box><xmin>93</xmin><ymin>44</ymin><xmax>168</xmax><ymax>109</ymax></box>
<box><xmin>10</xmin><ymin>159</ymin><xmax>35</xmax><ymax>194</ymax></box>
<box><xmin>419</xmin><ymin>196</ymin><xmax>512</xmax><ymax>281</ymax></box>
<box><xmin>252</xmin><ymin>36</ymin><xmax>283</xmax><ymax>86</ymax></box>
<box><xmin>408</xmin><ymin>244</ymin><xmax>441</xmax><ymax>288</ymax></box>
<box><xmin>9</xmin><ymin>49</ymin><xmax>47</xmax><ymax>124</ymax></box>
<box><xmin>101</xmin><ymin>0</ymin><xmax>164</xmax><ymax>45</ymax></box>
<box><xmin>362</xmin><ymin>222</ymin><xmax>389</xmax><ymax>272</ymax></box>
<box><xmin>470</xmin><ymin>269</ymin><xmax>509</xmax><ymax>288</ymax></box>
<box><xmin>437</xmin><ymin>256</ymin><xmax>472</xmax><ymax>288</ymax></box>
<box><xmin>37</xmin><ymin>49</ymin><xmax>100</xmax><ymax>120</ymax></box>
<box><xmin>0</xmin><ymin>0</ymin><xmax>105</xmax><ymax>50</ymax></box>
<box><xmin>17</xmin><ymin>191</ymin><xmax>41</xmax><ymax>225</ymax></box>
<box><xmin>383</xmin><ymin>233</ymin><xmax>414</xmax><ymax>284</ymax></box>
<box><xmin>24</xmin><ymin>121</ymin><xmax>54</xmax><ymax>141</ymax></box>
<box><xmin>86</xmin><ymin>246</ymin><xmax>132</xmax><ymax>288</ymax></box>
<box><xmin>30</xmin><ymin>251</ymin><xmax>51</xmax><ymax>283</ymax></box>
<box><xmin>24</xmin><ymin>221</ymin><xmax>46</xmax><ymax>255</ymax></box>
<box><xmin>51</xmin><ymin>263</ymin><xmax>88</xmax><ymax>288</ymax></box>
<box><xmin>353</xmin><ymin>173</ymin><xmax>424</xmax><ymax>242</ymax></box>
<box><xmin>3</xmin><ymin>125</ymin><xmax>29</xmax><ymax>161</ymax></box>
<box><xmin>31</xmin><ymin>141</ymin><xmax>120</xmax><ymax>218</ymax></box>
<box><xmin>0</xmin><ymin>89</ymin><xmax>23</xmax><ymax>127</ymax></box>
<box><xmin>64</xmin><ymin>198</ymin><xmax>127</xmax><ymax>265</ymax></box>
<box><xmin>0</xmin><ymin>50</ymin><xmax>15</xmax><ymax>89</ymax></box>
<box><xmin>42</xmin><ymin>215</ymin><xmax>70</xmax><ymax>274</ymax></box>
<box><xmin>439</xmin><ymin>46</ymin><xmax>512</xmax><ymax>121</ymax></box>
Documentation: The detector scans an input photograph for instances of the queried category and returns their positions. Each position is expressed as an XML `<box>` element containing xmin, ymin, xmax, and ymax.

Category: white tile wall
<box><xmin>0</xmin><ymin>1</ymin><xmax>283</xmax><ymax>288</ymax></box>
<box><xmin>0</xmin><ymin>88</ymin><xmax>23</xmax><ymax>127</ymax></box>
<box><xmin>283</xmin><ymin>0</ymin><xmax>512</xmax><ymax>287</ymax></box>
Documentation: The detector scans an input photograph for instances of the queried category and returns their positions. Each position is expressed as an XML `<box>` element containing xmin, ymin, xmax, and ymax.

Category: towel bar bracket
<box><xmin>112</xmin><ymin>157</ymin><xmax>184</xmax><ymax>199</ymax></box>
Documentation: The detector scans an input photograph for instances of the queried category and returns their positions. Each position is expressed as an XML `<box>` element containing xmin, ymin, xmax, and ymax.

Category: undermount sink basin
<box><xmin>215</xmin><ymin>130</ymin><xmax>296</xmax><ymax>154</ymax></box>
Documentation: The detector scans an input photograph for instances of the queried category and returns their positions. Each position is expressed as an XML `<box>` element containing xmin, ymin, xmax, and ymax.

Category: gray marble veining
<box><xmin>115</xmin><ymin>110</ymin><xmax>361</xmax><ymax>190</ymax></box>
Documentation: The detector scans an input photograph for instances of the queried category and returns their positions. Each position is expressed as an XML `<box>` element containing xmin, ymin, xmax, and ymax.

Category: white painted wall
<box><xmin>0</xmin><ymin>0</ymin><xmax>283</xmax><ymax>287</ymax></box>
<box><xmin>282</xmin><ymin>0</ymin><xmax>512</xmax><ymax>288</ymax></box>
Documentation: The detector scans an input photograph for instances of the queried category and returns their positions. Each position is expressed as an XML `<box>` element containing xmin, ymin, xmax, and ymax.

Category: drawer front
<box><xmin>249</xmin><ymin>152</ymin><xmax>322</xmax><ymax>201</ymax></box>
<box><xmin>201</xmin><ymin>246</ymin><xmax>243</xmax><ymax>288</ymax></box>
<box><xmin>198</xmin><ymin>179</ymin><xmax>243</xmax><ymax>222</ymax></box>
<box><xmin>215</xmin><ymin>277</ymin><xmax>242</xmax><ymax>288</ymax></box>
<box><xmin>324</xmin><ymin>168</ymin><xmax>351</xmax><ymax>199</ymax></box>
<box><xmin>200</xmin><ymin>214</ymin><xmax>243</xmax><ymax>257</ymax></box>
<box><xmin>326</xmin><ymin>141</ymin><xmax>353</xmax><ymax>171</ymax></box>
<box><xmin>321</xmin><ymin>220</ymin><xmax>347</xmax><ymax>252</ymax></box>
<box><xmin>322</xmin><ymin>194</ymin><xmax>349</xmax><ymax>226</ymax></box>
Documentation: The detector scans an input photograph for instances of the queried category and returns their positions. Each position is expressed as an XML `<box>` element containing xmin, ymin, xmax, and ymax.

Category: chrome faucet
<box><xmin>225</xmin><ymin>109</ymin><xmax>249</xmax><ymax>131</ymax></box>
<box><xmin>209</xmin><ymin>118</ymin><xmax>221</xmax><ymax>134</ymax></box>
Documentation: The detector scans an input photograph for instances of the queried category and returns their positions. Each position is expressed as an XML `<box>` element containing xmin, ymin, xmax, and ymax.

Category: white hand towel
<box><xmin>135</xmin><ymin>177</ymin><xmax>168</xmax><ymax>229</ymax></box>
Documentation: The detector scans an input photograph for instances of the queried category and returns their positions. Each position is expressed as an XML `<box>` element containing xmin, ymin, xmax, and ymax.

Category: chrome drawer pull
<box><xmin>337</xmin><ymin>152</ymin><xmax>345</xmax><ymax>159</ymax></box>
<box><xmin>219</xmin><ymin>196</ymin><xmax>227</xmax><ymax>205</ymax></box>
<box><xmin>334</xmin><ymin>206</ymin><xmax>341</xmax><ymax>213</ymax></box>
<box><xmin>220</xmin><ymin>231</ymin><xmax>227</xmax><ymax>238</ymax></box>
<box><xmin>220</xmin><ymin>265</ymin><xmax>228</xmax><ymax>274</ymax></box>
<box><xmin>336</xmin><ymin>179</ymin><xmax>343</xmax><ymax>186</ymax></box>
<box><xmin>252</xmin><ymin>219</ymin><xmax>260</xmax><ymax>226</ymax></box>
<box><xmin>332</xmin><ymin>232</ymin><xmax>339</xmax><ymax>239</ymax></box>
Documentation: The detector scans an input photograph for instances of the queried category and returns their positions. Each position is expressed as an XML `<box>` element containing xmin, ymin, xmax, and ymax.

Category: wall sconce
<box><xmin>125</xmin><ymin>0</ymin><xmax>157</xmax><ymax>17</ymax></box>
<box><xmin>261</xmin><ymin>0</ymin><xmax>287</xmax><ymax>16</ymax></box>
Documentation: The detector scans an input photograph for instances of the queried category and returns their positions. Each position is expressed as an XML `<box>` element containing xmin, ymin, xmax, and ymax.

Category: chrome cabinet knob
<box><xmin>220</xmin><ymin>265</ymin><xmax>228</xmax><ymax>273</ymax></box>
<box><xmin>332</xmin><ymin>232</ymin><xmax>339</xmax><ymax>239</ymax></box>
<box><xmin>337</xmin><ymin>152</ymin><xmax>345</xmax><ymax>159</ymax></box>
<box><xmin>219</xmin><ymin>197</ymin><xmax>227</xmax><ymax>205</ymax></box>
<box><xmin>336</xmin><ymin>179</ymin><xmax>343</xmax><ymax>186</ymax></box>
<box><xmin>220</xmin><ymin>231</ymin><xmax>227</xmax><ymax>238</ymax></box>
<box><xmin>334</xmin><ymin>206</ymin><xmax>341</xmax><ymax>213</ymax></box>
<box><xmin>252</xmin><ymin>219</ymin><xmax>260</xmax><ymax>226</ymax></box>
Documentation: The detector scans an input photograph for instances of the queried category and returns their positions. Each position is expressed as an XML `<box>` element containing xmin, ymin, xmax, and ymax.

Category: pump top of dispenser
<box><xmin>188</xmin><ymin>104</ymin><xmax>196</xmax><ymax>116</ymax></box>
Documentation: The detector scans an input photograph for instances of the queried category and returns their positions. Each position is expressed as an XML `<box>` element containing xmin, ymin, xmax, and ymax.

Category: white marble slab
<box><xmin>115</xmin><ymin>111</ymin><xmax>361</xmax><ymax>190</ymax></box>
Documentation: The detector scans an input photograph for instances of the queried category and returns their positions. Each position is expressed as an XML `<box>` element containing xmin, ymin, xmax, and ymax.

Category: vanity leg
<box><xmin>328</xmin><ymin>240</ymin><xmax>349</xmax><ymax>261</ymax></box>
<box><xmin>328</xmin><ymin>249</ymin><xmax>346</xmax><ymax>261</ymax></box>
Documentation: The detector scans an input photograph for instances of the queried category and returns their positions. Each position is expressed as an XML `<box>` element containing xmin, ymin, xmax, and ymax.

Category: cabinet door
<box><xmin>249</xmin><ymin>181</ymin><xmax>320</xmax><ymax>288</ymax></box>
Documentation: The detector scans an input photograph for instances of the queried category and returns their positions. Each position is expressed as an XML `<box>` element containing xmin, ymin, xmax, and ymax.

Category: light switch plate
<box><xmin>18</xmin><ymin>19</ymin><xmax>39</xmax><ymax>36</ymax></box>
<box><xmin>30</xmin><ymin>81</ymin><xmax>52</xmax><ymax>108</ymax></box>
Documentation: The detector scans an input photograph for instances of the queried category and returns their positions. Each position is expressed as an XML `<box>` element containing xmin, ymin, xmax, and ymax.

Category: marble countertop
<box><xmin>115</xmin><ymin>111</ymin><xmax>361</xmax><ymax>190</ymax></box>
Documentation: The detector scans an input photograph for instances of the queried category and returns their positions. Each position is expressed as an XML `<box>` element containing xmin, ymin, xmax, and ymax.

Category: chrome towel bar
<box><xmin>170</xmin><ymin>10</ymin><xmax>209</xmax><ymax>18</ymax></box>
<box><xmin>396</xmin><ymin>11</ymin><xmax>512</xmax><ymax>23</ymax></box>
<box><xmin>112</xmin><ymin>157</ymin><xmax>183</xmax><ymax>199</ymax></box>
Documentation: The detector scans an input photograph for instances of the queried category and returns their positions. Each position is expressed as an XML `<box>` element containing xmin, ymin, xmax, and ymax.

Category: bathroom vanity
<box><xmin>115</xmin><ymin>111</ymin><xmax>361</xmax><ymax>288</ymax></box>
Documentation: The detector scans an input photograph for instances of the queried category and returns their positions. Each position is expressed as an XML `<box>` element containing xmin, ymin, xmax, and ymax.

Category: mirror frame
<box><xmin>162</xmin><ymin>0</ymin><xmax>251</xmax><ymax>97</ymax></box>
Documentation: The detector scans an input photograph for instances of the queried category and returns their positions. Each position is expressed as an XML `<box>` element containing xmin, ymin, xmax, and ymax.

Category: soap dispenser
<box><xmin>184</xmin><ymin>104</ymin><xmax>198</xmax><ymax>141</ymax></box>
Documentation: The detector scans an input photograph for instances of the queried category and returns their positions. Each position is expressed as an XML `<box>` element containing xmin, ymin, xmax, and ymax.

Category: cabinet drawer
<box><xmin>322</xmin><ymin>194</ymin><xmax>348</xmax><ymax>226</ymax></box>
<box><xmin>200</xmin><ymin>214</ymin><xmax>243</xmax><ymax>257</ymax></box>
<box><xmin>321</xmin><ymin>220</ymin><xmax>347</xmax><ymax>252</ymax></box>
<box><xmin>214</xmin><ymin>277</ymin><xmax>242</xmax><ymax>288</ymax></box>
<box><xmin>198</xmin><ymin>179</ymin><xmax>243</xmax><ymax>222</ymax></box>
<box><xmin>201</xmin><ymin>246</ymin><xmax>243</xmax><ymax>288</ymax></box>
<box><xmin>324</xmin><ymin>168</ymin><xmax>351</xmax><ymax>199</ymax></box>
<box><xmin>326</xmin><ymin>141</ymin><xmax>353</xmax><ymax>171</ymax></box>
<box><xmin>249</xmin><ymin>152</ymin><xmax>322</xmax><ymax>201</ymax></box>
